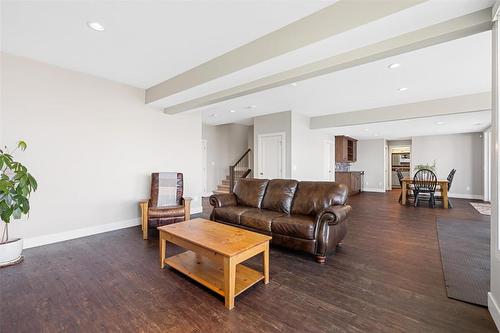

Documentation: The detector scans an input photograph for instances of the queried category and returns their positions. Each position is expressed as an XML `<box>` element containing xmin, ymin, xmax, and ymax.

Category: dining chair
<box><xmin>413</xmin><ymin>169</ymin><xmax>438</xmax><ymax>208</ymax></box>
<box><xmin>436</xmin><ymin>169</ymin><xmax>456</xmax><ymax>208</ymax></box>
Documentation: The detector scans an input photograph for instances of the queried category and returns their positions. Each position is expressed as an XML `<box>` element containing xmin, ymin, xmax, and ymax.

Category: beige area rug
<box><xmin>470</xmin><ymin>202</ymin><xmax>491</xmax><ymax>216</ymax></box>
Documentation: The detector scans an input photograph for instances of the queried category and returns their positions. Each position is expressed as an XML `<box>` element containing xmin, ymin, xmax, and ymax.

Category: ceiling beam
<box><xmin>146</xmin><ymin>0</ymin><xmax>426</xmax><ymax>104</ymax></box>
<box><xmin>162</xmin><ymin>7</ymin><xmax>492</xmax><ymax>115</ymax></box>
<box><xmin>309</xmin><ymin>92</ymin><xmax>491</xmax><ymax>129</ymax></box>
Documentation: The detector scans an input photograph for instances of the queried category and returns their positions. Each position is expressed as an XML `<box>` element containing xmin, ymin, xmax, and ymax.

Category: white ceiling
<box><xmin>155</xmin><ymin>0</ymin><xmax>494</xmax><ymax>109</ymax></box>
<box><xmin>325</xmin><ymin>110</ymin><xmax>491</xmax><ymax>140</ymax></box>
<box><xmin>1</xmin><ymin>0</ymin><xmax>493</xmax><ymax>138</ymax></box>
<box><xmin>200</xmin><ymin>30</ymin><xmax>491</xmax><ymax>125</ymax></box>
<box><xmin>0</xmin><ymin>0</ymin><xmax>334</xmax><ymax>88</ymax></box>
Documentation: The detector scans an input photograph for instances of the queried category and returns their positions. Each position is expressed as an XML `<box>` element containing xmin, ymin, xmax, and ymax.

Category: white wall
<box><xmin>291</xmin><ymin>112</ymin><xmax>330</xmax><ymax>181</ymax></box>
<box><xmin>411</xmin><ymin>133</ymin><xmax>483</xmax><ymax>199</ymax></box>
<box><xmin>1</xmin><ymin>53</ymin><xmax>203</xmax><ymax>247</ymax></box>
<box><xmin>489</xmin><ymin>18</ymin><xmax>499</xmax><ymax>329</ymax></box>
<box><xmin>253</xmin><ymin>111</ymin><xmax>292</xmax><ymax>178</ymax></box>
<box><xmin>351</xmin><ymin>139</ymin><xmax>386</xmax><ymax>192</ymax></box>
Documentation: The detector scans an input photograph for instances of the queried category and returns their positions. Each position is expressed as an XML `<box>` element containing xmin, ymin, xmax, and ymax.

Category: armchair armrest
<box><xmin>209</xmin><ymin>193</ymin><xmax>237</xmax><ymax>208</ymax></box>
<box><xmin>317</xmin><ymin>205</ymin><xmax>352</xmax><ymax>226</ymax></box>
<box><xmin>139</xmin><ymin>199</ymin><xmax>150</xmax><ymax>240</ymax></box>
<box><xmin>182</xmin><ymin>197</ymin><xmax>192</xmax><ymax>221</ymax></box>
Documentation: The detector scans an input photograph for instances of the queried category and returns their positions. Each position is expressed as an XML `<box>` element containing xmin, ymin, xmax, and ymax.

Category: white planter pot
<box><xmin>0</xmin><ymin>238</ymin><xmax>23</xmax><ymax>266</ymax></box>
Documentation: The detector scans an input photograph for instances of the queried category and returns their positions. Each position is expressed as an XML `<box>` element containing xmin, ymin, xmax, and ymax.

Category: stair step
<box><xmin>213</xmin><ymin>189</ymin><xmax>230</xmax><ymax>194</ymax></box>
<box><xmin>218</xmin><ymin>184</ymin><xmax>229</xmax><ymax>190</ymax></box>
<box><xmin>222</xmin><ymin>179</ymin><xmax>230</xmax><ymax>185</ymax></box>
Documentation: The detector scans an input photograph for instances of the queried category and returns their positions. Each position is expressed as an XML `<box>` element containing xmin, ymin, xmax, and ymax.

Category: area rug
<box><xmin>436</xmin><ymin>218</ymin><xmax>490</xmax><ymax>306</ymax></box>
<box><xmin>470</xmin><ymin>202</ymin><xmax>491</xmax><ymax>216</ymax></box>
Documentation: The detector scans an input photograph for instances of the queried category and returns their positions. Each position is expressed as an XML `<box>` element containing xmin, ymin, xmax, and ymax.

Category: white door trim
<box><xmin>257</xmin><ymin>132</ymin><xmax>286</xmax><ymax>179</ymax></box>
<box><xmin>323</xmin><ymin>139</ymin><xmax>335</xmax><ymax>181</ymax></box>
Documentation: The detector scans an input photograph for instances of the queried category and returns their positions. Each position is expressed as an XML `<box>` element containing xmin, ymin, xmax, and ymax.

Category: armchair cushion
<box><xmin>271</xmin><ymin>214</ymin><xmax>315</xmax><ymax>240</ymax></box>
<box><xmin>148</xmin><ymin>205</ymin><xmax>185</xmax><ymax>218</ymax></box>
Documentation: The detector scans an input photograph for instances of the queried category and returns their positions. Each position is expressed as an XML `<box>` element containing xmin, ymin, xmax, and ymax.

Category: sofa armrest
<box><xmin>317</xmin><ymin>205</ymin><xmax>352</xmax><ymax>226</ymax></box>
<box><xmin>209</xmin><ymin>193</ymin><xmax>237</xmax><ymax>208</ymax></box>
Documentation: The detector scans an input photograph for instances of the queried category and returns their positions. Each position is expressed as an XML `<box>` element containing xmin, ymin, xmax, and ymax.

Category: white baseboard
<box><xmin>23</xmin><ymin>205</ymin><xmax>204</xmax><ymax>250</ymax></box>
<box><xmin>23</xmin><ymin>218</ymin><xmax>140</xmax><ymax>249</ymax></box>
<box><xmin>362</xmin><ymin>188</ymin><xmax>386</xmax><ymax>193</ymax></box>
<box><xmin>488</xmin><ymin>292</ymin><xmax>500</xmax><ymax>331</ymax></box>
<box><xmin>447</xmin><ymin>193</ymin><xmax>484</xmax><ymax>200</ymax></box>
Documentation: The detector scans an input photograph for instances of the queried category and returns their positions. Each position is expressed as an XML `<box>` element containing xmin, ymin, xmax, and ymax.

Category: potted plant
<box><xmin>413</xmin><ymin>160</ymin><xmax>437</xmax><ymax>173</ymax></box>
<box><xmin>0</xmin><ymin>141</ymin><xmax>37</xmax><ymax>267</ymax></box>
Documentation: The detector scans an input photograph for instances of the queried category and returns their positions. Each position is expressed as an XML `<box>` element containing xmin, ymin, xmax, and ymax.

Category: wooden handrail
<box><xmin>229</xmin><ymin>148</ymin><xmax>252</xmax><ymax>193</ymax></box>
<box><xmin>232</xmin><ymin>148</ymin><xmax>251</xmax><ymax>168</ymax></box>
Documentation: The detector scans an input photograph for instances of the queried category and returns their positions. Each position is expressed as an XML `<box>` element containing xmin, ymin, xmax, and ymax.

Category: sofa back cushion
<box><xmin>291</xmin><ymin>181</ymin><xmax>348</xmax><ymax>216</ymax></box>
<box><xmin>234</xmin><ymin>178</ymin><xmax>269</xmax><ymax>208</ymax></box>
<box><xmin>261</xmin><ymin>179</ymin><xmax>299</xmax><ymax>214</ymax></box>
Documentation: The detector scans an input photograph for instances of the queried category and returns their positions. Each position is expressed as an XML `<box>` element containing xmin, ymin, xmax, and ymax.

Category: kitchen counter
<box><xmin>335</xmin><ymin>171</ymin><xmax>364</xmax><ymax>196</ymax></box>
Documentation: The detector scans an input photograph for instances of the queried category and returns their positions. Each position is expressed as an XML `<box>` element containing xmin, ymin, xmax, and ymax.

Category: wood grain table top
<box><xmin>157</xmin><ymin>218</ymin><xmax>272</xmax><ymax>257</ymax></box>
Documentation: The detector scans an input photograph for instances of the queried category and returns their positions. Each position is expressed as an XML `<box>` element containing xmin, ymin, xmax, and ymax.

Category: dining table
<box><xmin>401</xmin><ymin>178</ymin><xmax>450</xmax><ymax>209</ymax></box>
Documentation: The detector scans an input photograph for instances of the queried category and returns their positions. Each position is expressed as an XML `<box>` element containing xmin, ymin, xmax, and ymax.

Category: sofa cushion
<box><xmin>261</xmin><ymin>179</ymin><xmax>298</xmax><ymax>214</ymax></box>
<box><xmin>240</xmin><ymin>209</ymin><xmax>286</xmax><ymax>233</ymax></box>
<box><xmin>271</xmin><ymin>215</ymin><xmax>316</xmax><ymax>240</ymax></box>
<box><xmin>234</xmin><ymin>178</ymin><xmax>269</xmax><ymax>208</ymax></box>
<box><xmin>291</xmin><ymin>182</ymin><xmax>348</xmax><ymax>216</ymax></box>
<box><xmin>212</xmin><ymin>206</ymin><xmax>251</xmax><ymax>225</ymax></box>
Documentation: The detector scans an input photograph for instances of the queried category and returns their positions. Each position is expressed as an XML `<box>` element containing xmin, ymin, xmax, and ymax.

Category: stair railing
<box><xmin>229</xmin><ymin>148</ymin><xmax>252</xmax><ymax>193</ymax></box>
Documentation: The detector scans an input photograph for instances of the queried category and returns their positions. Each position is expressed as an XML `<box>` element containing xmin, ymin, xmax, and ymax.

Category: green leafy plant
<box><xmin>0</xmin><ymin>141</ymin><xmax>37</xmax><ymax>244</ymax></box>
<box><xmin>413</xmin><ymin>160</ymin><xmax>437</xmax><ymax>172</ymax></box>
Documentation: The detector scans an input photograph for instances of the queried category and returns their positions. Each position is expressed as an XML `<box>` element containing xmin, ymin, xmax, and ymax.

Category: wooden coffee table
<box><xmin>158</xmin><ymin>218</ymin><xmax>271</xmax><ymax>309</ymax></box>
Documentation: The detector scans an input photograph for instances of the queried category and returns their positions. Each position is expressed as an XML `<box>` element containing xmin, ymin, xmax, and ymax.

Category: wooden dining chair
<box><xmin>436</xmin><ymin>169</ymin><xmax>456</xmax><ymax>208</ymax></box>
<box><xmin>413</xmin><ymin>169</ymin><xmax>437</xmax><ymax>208</ymax></box>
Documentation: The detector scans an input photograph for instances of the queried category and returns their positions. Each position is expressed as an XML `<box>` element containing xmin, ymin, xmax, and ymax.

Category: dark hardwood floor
<box><xmin>1</xmin><ymin>191</ymin><xmax>496</xmax><ymax>332</ymax></box>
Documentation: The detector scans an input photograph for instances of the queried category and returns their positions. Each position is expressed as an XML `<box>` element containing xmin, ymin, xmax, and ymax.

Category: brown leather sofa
<box><xmin>209</xmin><ymin>178</ymin><xmax>351</xmax><ymax>263</ymax></box>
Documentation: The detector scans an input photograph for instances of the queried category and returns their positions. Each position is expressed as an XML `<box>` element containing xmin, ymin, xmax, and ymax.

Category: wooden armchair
<box><xmin>139</xmin><ymin>172</ymin><xmax>191</xmax><ymax>240</ymax></box>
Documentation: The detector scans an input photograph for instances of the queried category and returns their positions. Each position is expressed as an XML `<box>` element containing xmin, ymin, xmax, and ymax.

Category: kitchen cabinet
<box><xmin>335</xmin><ymin>136</ymin><xmax>358</xmax><ymax>162</ymax></box>
<box><xmin>335</xmin><ymin>171</ymin><xmax>363</xmax><ymax>196</ymax></box>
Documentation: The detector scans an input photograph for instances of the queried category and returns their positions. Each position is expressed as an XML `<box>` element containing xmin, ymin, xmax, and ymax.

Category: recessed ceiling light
<box><xmin>245</xmin><ymin>105</ymin><xmax>257</xmax><ymax>109</ymax></box>
<box><xmin>364</xmin><ymin>129</ymin><xmax>369</xmax><ymax>131</ymax></box>
<box><xmin>230</xmin><ymin>109</ymin><xmax>236</xmax><ymax>113</ymax></box>
<box><xmin>209</xmin><ymin>114</ymin><xmax>217</xmax><ymax>117</ymax></box>
<box><xmin>87</xmin><ymin>21</ymin><xmax>105</xmax><ymax>32</ymax></box>
<box><xmin>398</xmin><ymin>87</ymin><xmax>408</xmax><ymax>91</ymax></box>
<box><xmin>436</xmin><ymin>121</ymin><xmax>446</xmax><ymax>125</ymax></box>
<box><xmin>290</xmin><ymin>82</ymin><xmax>298</xmax><ymax>87</ymax></box>
<box><xmin>388</xmin><ymin>63</ymin><xmax>400</xmax><ymax>69</ymax></box>
<box><xmin>474</xmin><ymin>122</ymin><xmax>482</xmax><ymax>125</ymax></box>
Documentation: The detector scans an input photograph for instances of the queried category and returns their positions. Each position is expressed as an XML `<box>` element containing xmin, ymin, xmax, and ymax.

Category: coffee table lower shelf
<box><xmin>164</xmin><ymin>250</ymin><xmax>264</xmax><ymax>297</ymax></box>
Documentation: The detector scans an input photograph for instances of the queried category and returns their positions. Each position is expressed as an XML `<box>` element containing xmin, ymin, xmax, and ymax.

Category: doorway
<box><xmin>257</xmin><ymin>132</ymin><xmax>285</xmax><ymax>179</ymax></box>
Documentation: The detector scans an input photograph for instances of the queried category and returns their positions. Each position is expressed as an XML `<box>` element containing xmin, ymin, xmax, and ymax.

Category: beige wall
<box><xmin>291</xmin><ymin>112</ymin><xmax>330</xmax><ymax>181</ymax></box>
<box><xmin>253</xmin><ymin>111</ymin><xmax>292</xmax><ymax>178</ymax></box>
<box><xmin>411</xmin><ymin>133</ymin><xmax>483</xmax><ymax>198</ymax></box>
<box><xmin>202</xmin><ymin>123</ymin><xmax>251</xmax><ymax>192</ymax></box>
<box><xmin>351</xmin><ymin>139</ymin><xmax>386</xmax><ymax>192</ymax></box>
<box><xmin>1</xmin><ymin>53</ymin><xmax>203</xmax><ymax>247</ymax></box>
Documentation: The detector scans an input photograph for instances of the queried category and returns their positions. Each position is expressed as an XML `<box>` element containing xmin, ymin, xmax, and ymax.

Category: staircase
<box><xmin>214</xmin><ymin>149</ymin><xmax>252</xmax><ymax>194</ymax></box>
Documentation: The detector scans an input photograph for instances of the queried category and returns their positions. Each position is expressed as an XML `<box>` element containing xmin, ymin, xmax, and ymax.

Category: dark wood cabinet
<box><xmin>335</xmin><ymin>136</ymin><xmax>357</xmax><ymax>163</ymax></box>
<box><xmin>335</xmin><ymin>171</ymin><xmax>363</xmax><ymax>196</ymax></box>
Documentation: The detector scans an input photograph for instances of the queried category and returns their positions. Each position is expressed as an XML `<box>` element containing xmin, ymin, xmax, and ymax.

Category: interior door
<box><xmin>258</xmin><ymin>134</ymin><xmax>284</xmax><ymax>179</ymax></box>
